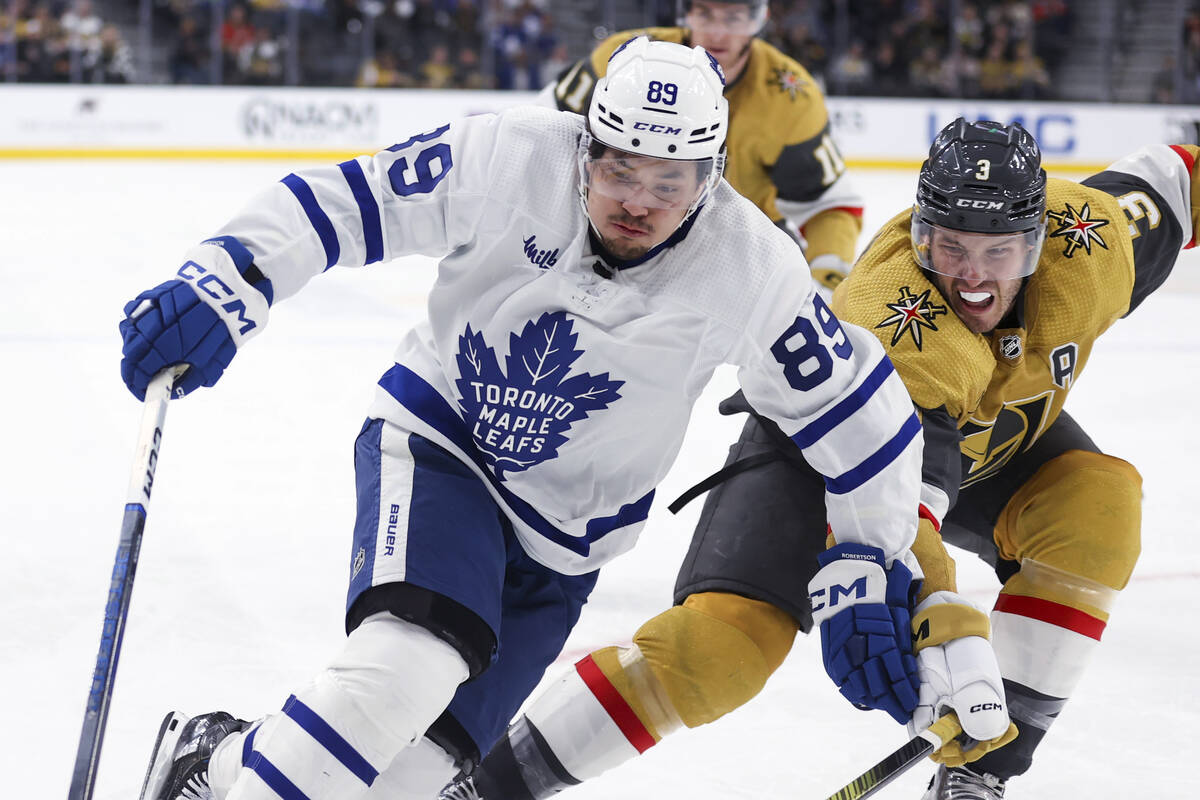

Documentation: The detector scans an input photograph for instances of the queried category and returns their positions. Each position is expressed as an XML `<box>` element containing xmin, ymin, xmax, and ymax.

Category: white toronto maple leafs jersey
<box><xmin>180</xmin><ymin>105</ymin><xmax>922</xmax><ymax>575</ymax></box>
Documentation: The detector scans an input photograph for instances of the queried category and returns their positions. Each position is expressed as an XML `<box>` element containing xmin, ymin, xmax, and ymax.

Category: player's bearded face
<box><xmin>585</xmin><ymin>154</ymin><xmax>706</xmax><ymax>260</ymax></box>
<box><xmin>925</xmin><ymin>228</ymin><xmax>1033</xmax><ymax>333</ymax></box>
<box><xmin>686</xmin><ymin>0</ymin><xmax>761</xmax><ymax>81</ymax></box>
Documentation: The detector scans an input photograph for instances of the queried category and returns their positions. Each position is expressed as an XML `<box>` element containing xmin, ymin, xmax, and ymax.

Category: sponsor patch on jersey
<box><xmin>522</xmin><ymin>234</ymin><xmax>560</xmax><ymax>269</ymax></box>
<box><xmin>771</xmin><ymin>67</ymin><xmax>806</xmax><ymax>100</ymax></box>
<box><xmin>875</xmin><ymin>286</ymin><xmax>947</xmax><ymax>350</ymax></box>
<box><xmin>454</xmin><ymin>311</ymin><xmax>624</xmax><ymax>479</ymax></box>
<box><xmin>1047</xmin><ymin>201</ymin><xmax>1110</xmax><ymax>257</ymax></box>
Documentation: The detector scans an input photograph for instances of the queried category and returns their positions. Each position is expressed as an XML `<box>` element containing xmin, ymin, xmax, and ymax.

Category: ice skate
<box><xmin>138</xmin><ymin>711</ymin><xmax>249</xmax><ymax>800</ymax></box>
<box><xmin>439</xmin><ymin>774</ymin><xmax>485</xmax><ymax>800</ymax></box>
<box><xmin>922</xmin><ymin>764</ymin><xmax>1006</xmax><ymax>799</ymax></box>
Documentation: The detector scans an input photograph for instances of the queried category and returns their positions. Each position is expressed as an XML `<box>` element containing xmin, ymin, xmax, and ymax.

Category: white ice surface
<box><xmin>2</xmin><ymin>160</ymin><xmax>1198</xmax><ymax>799</ymax></box>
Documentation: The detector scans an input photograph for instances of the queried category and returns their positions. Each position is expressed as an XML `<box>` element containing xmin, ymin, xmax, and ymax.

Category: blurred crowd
<box><xmin>771</xmin><ymin>0</ymin><xmax>1070</xmax><ymax>100</ymax></box>
<box><xmin>3</xmin><ymin>0</ymin><xmax>1198</xmax><ymax>104</ymax></box>
<box><xmin>150</xmin><ymin>0</ymin><xmax>562</xmax><ymax>90</ymax></box>
<box><xmin>1175</xmin><ymin>2</ymin><xmax>1200</xmax><ymax>102</ymax></box>
<box><xmin>1</xmin><ymin>0</ymin><xmax>135</xmax><ymax>82</ymax></box>
<box><xmin>154</xmin><ymin>0</ymin><xmax>499</xmax><ymax>88</ymax></box>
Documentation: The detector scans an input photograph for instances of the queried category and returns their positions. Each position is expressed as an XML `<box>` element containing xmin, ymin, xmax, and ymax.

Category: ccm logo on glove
<box><xmin>177</xmin><ymin>260</ymin><xmax>258</xmax><ymax>335</ymax></box>
<box><xmin>970</xmin><ymin>702</ymin><xmax>1003</xmax><ymax>712</ymax></box>
<box><xmin>809</xmin><ymin>578</ymin><xmax>869</xmax><ymax>612</ymax></box>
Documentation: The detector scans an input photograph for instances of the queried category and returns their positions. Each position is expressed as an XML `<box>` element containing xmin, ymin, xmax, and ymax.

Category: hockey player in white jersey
<box><xmin>123</xmin><ymin>38</ymin><xmax>987</xmax><ymax>800</ymax></box>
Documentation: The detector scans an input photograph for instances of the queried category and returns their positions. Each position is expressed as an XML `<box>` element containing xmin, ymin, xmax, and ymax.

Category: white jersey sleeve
<box><xmin>189</xmin><ymin>113</ymin><xmax>505</xmax><ymax>318</ymax></box>
<box><xmin>733</xmin><ymin>264</ymin><xmax>922</xmax><ymax>563</ymax></box>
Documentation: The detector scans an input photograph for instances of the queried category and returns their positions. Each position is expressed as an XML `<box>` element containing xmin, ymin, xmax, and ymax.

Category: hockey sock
<box><xmin>976</xmin><ymin>559</ymin><xmax>1117</xmax><ymax>779</ymax></box>
<box><xmin>211</xmin><ymin>612</ymin><xmax>469</xmax><ymax>800</ymax></box>
<box><xmin>469</xmin><ymin>644</ymin><xmax>679</xmax><ymax>800</ymax></box>
<box><xmin>363</xmin><ymin>736</ymin><xmax>459</xmax><ymax>800</ymax></box>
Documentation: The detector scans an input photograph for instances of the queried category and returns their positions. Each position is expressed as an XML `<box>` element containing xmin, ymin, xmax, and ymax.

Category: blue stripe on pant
<box><xmin>346</xmin><ymin>419</ymin><xmax>598</xmax><ymax>757</ymax></box>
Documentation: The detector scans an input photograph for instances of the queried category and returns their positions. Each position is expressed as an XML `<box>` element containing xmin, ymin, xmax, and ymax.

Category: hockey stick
<box><xmin>68</xmin><ymin>367</ymin><xmax>184</xmax><ymax>800</ymax></box>
<box><xmin>823</xmin><ymin>714</ymin><xmax>963</xmax><ymax>800</ymax></box>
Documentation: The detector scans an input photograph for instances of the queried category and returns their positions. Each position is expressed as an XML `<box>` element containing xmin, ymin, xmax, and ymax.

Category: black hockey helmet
<box><xmin>912</xmin><ymin>118</ymin><xmax>1048</xmax><ymax>280</ymax></box>
<box><xmin>915</xmin><ymin>118</ymin><xmax>1047</xmax><ymax>234</ymax></box>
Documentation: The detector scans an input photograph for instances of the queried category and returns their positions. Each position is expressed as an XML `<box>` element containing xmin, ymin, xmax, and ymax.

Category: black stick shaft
<box><xmin>824</xmin><ymin>715</ymin><xmax>961</xmax><ymax>800</ymax></box>
<box><xmin>824</xmin><ymin>736</ymin><xmax>935</xmax><ymax>800</ymax></box>
<box><xmin>68</xmin><ymin>370</ymin><xmax>179</xmax><ymax>800</ymax></box>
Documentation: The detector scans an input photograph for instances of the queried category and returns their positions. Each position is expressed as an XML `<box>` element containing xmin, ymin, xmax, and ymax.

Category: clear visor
<box><xmin>583</xmin><ymin>150</ymin><xmax>717</xmax><ymax>210</ymax></box>
<box><xmin>911</xmin><ymin>216</ymin><xmax>1046</xmax><ymax>282</ymax></box>
<box><xmin>686</xmin><ymin>3</ymin><xmax>767</xmax><ymax>35</ymax></box>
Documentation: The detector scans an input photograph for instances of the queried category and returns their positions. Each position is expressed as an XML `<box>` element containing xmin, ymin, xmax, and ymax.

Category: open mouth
<box><xmin>957</xmin><ymin>289</ymin><xmax>994</xmax><ymax>311</ymax></box>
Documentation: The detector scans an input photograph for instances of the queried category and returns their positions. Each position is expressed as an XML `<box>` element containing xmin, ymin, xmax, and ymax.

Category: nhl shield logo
<box><xmin>999</xmin><ymin>334</ymin><xmax>1023</xmax><ymax>360</ymax></box>
<box><xmin>352</xmin><ymin>547</ymin><xmax>366</xmax><ymax>579</ymax></box>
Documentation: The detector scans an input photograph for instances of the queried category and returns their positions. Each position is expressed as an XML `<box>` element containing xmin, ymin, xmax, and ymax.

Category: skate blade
<box><xmin>138</xmin><ymin>711</ymin><xmax>189</xmax><ymax>800</ymax></box>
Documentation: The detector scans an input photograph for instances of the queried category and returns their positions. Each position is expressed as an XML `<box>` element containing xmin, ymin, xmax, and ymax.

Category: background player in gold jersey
<box><xmin>440</xmin><ymin>119</ymin><xmax>1200</xmax><ymax>799</ymax></box>
<box><xmin>537</xmin><ymin>0</ymin><xmax>862</xmax><ymax>294</ymax></box>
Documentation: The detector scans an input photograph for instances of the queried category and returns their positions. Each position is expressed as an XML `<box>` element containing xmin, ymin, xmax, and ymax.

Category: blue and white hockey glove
<box><xmin>120</xmin><ymin>241</ymin><xmax>270</xmax><ymax>400</ymax></box>
<box><xmin>808</xmin><ymin>542</ymin><xmax>921</xmax><ymax>724</ymax></box>
<box><xmin>120</xmin><ymin>279</ymin><xmax>236</xmax><ymax>400</ymax></box>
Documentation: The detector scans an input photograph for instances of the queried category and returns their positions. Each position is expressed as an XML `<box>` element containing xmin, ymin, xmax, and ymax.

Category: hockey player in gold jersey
<box><xmin>538</xmin><ymin>0</ymin><xmax>862</xmax><ymax>293</ymax></box>
<box><xmin>439</xmin><ymin>120</ymin><xmax>1200</xmax><ymax>799</ymax></box>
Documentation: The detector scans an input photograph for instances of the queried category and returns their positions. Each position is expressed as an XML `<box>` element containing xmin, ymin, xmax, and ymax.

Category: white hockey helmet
<box><xmin>588</xmin><ymin>35</ymin><xmax>729</xmax><ymax>161</ymax></box>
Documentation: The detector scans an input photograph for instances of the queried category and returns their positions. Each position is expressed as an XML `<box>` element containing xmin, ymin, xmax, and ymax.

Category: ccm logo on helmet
<box><xmin>955</xmin><ymin>198</ymin><xmax>1005</xmax><ymax>210</ymax></box>
<box><xmin>632</xmin><ymin>121</ymin><xmax>683</xmax><ymax>135</ymax></box>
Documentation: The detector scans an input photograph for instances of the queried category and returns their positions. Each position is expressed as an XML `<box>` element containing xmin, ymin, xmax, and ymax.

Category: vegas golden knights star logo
<box><xmin>959</xmin><ymin>390</ymin><xmax>1055</xmax><ymax>486</ymax></box>
<box><xmin>876</xmin><ymin>286</ymin><xmax>947</xmax><ymax>349</ymax></box>
<box><xmin>771</xmin><ymin>67</ymin><xmax>805</xmax><ymax>99</ymax></box>
<box><xmin>1047</xmin><ymin>202</ymin><xmax>1110</xmax><ymax>257</ymax></box>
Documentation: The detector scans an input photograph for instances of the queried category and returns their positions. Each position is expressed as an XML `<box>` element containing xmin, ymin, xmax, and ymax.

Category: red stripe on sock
<box><xmin>994</xmin><ymin>594</ymin><xmax>1106</xmax><ymax>641</ymax></box>
<box><xmin>1169</xmin><ymin>145</ymin><xmax>1197</xmax><ymax>249</ymax></box>
<box><xmin>575</xmin><ymin>655</ymin><xmax>656</xmax><ymax>753</ymax></box>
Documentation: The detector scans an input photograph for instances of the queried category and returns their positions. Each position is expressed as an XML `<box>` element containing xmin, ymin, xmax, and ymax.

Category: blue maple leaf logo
<box><xmin>454</xmin><ymin>311</ymin><xmax>624</xmax><ymax>480</ymax></box>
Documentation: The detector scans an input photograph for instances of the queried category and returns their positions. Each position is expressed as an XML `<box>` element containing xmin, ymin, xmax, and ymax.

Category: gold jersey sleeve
<box><xmin>833</xmin><ymin>180</ymin><xmax>1136</xmax><ymax>486</ymax></box>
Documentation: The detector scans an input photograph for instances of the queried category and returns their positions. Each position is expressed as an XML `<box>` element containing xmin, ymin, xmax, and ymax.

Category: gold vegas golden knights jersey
<box><xmin>550</xmin><ymin>28</ymin><xmax>863</xmax><ymax>265</ymax></box>
<box><xmin>833</xmin><ymin>145</ymin><xmax>1200</xmax><ymax>513</ymax></box>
